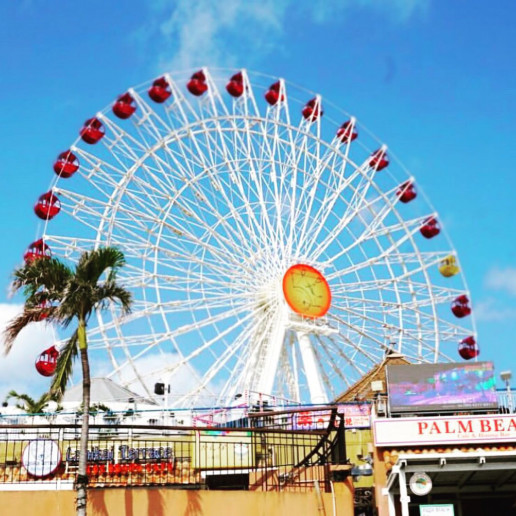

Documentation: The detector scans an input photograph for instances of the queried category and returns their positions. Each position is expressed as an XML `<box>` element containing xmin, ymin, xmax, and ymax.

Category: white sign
<box><xmin>374</xmin><ymin>413</ymin><xmax>516</xmax><ymax>446</ymax></box>
<box><xmin>22</xmin><ymin>439</ymin><xmax>61</xmax><ymax>477</ymax></box>
<box><xmin>420</xmin><ymin>504</ymin><xmax>454</xmax><ymax>515</ymax></box>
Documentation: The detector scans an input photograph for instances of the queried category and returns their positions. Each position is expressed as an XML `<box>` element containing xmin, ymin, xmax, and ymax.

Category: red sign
<box><xmin>86</xmin><ymin>461</ymin><xmax>175</xmax><ymax>476</ymax></box>
<box><xmin>338</xmin><ymin>403</ymin><xmax>371</xmax><ymax>428</ymax></box>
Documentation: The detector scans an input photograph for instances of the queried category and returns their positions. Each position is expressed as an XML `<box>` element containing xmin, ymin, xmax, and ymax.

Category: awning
<box><xmin>383</xmin><ymin>450</ymin><xmax>516</xmax><ymax>516</ymax></box>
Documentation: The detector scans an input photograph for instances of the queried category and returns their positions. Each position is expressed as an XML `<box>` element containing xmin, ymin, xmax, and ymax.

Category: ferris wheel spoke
<box><xmin>255</xmin><ymin>123</ymin><xmax>291</xmax><ymax>255</ymax></box>
<box><xmin>324</xmin><ymin>212</ymin><xmax>433</xmax><ymax>271</ymax></box>
<box><xmin>88</xmin><ymin>333</ymin><xmax>168</xmax><ymax>350</ymax></box>
<box><xmin>276</xmin><ymin>340</ymin><xmax>301</xmax><ymax>402</ymax></box>
<box><xmin>333</xmin><ymin>250</ymin><xmax>452</xmax><ymax>290</ymax></box>
<box><xmin>305</xmin><ymin>171</ymin><xmax>377</xmax><ymax>261</ymax></box>
<box><xmin>199</xmin><ymin>69</ymin><xmax>231</xmax><ymax>119</ymax></box>
<box><xmin>151</xmin><ymin>225</ymin><xmax>255</xmax><ymax>275</ymax></box>
<box><xmin>198</xmin><ymin>124</ymin><xmax>278</xmax><ymax>252</ymax></box>
<box><xmin>227</xmin><ymin>75</ymin><xmax>287</xmax><ymax>250</ymax></box>
<box><xmin>282</xmin><ymin>114</ymin><xmax>324</xmax><ymax>257</ymax></box>
<box><xmin>163</xmin><ymin>74</ymin><xmax>202</xmax><ymax>126</ymax></box>
<box><xmin>312</xmin><ymin>335</ymin><xmax>356</xmax><ymax>392</ymax></box>
<box><xmin>178</xmin><ymin>320</ymin><xmax>260</xmax><ymax>406</ymax></box>
<box><xmin>294</xmin><ymin>141</ymin><xmax>349</xmax><ymax>254</ymax></box>
<box><xmin>235</xmin><ymin>130</ymin><xmax>283</xmax><ymax>252</ymax></box>
<box><xmin>332</xmin><ymin>288</ymin><xmax>462</xmax><ymax>315</ymax></box>
<box><xmin>173</xmin><ymin>128</ymin><xmax>266</xmax><ymax>255</ymax></box>
<box><xmin>223</xmin><ymin>123</ymin><xmax>285</xmax><ymax>253</ymax></box>
<box><xmin>329</xmin><ymin>311</ymin><xmax>394</xmax><ymax>354</ymax></box>
<box><xmin>332</xmin><ymin>300</ymin><xmax>448</xmax><ymax>362</ymax></box>
<box><xmin>322</xmin><ymin>326</ymin><xmax>380</xmax><ymax>378</ymax></box>
<box><xmin>309</xmin><ymin>336</ymin><xmax>341</xmax><ymax>400</ymax></box>
<box><xmin>327</xmin><ymin>225</ymin><xmax>447</xmax><ymax>281</ymax></box>
<box><xmin>114</xmin><ymin>306</ymin><xmax>256</xmax><ymax>392</ymax></box>
<box><xmin>345</xmin><ymin>147</ymin><xmax>387</xmax><ymax>213</ymax></box>
<box><xmin>218</xmin><ymin>314</ymin><xmax>276</xmax><ymax>401</ymax></box>
<box><xmin>143</xmin><ymin>161</ymin><xmax>260</xmax><ymax>263</ymax></box>
<box><xmin>230</xmin><ymin>69</ymin><xmax>261</xmax><ymax>118</ymax></box>
<box><xmin>128</xmin><ymin>90</ymin><xmax>176</xmax><ymax>143</ymax></box>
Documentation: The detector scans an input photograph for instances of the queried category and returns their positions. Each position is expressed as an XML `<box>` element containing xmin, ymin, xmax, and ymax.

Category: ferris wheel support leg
<box><xmin>297</xmin><ymin>331</ymin><xmax>328</xmax><ymax>404</ymax></box>
<box><xmin>255</xmin><ymin>314</ymin><xmax>287</xmax><ymax>398</ymax></box>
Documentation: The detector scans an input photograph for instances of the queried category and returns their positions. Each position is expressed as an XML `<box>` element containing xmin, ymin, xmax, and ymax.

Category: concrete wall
<box><xmin>0</xmin><ymin>483</ymin><xmax>354</xmax><ymax>515</ymax></box>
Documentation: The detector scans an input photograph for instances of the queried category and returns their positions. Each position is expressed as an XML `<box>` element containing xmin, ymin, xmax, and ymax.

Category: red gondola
<box><xmin>451</xmin><ymin>295</ymin><xmax>471</xmax><ymax>318</ymax></box>
<box><xmin>226</xmin><ymin>72</ymin><xmax>244</xmax><ymax>98</ymax></box>
<box><xmin>420</xmin><ymin>216</ymin><xmax>440</xmax><ymax>239</ymax></box>
<box><xmin>187</xmin><ymin>70</ymin><xmax>208</xmax><ymax>96</ymax></box>
<box><xmin>112</xmin><ymin>92</ymin><xmax>136</xmax><ymax>119</ymax></box>
<box><xmin>24</xmin><ymin>239</ymin><xmax>51</xmax><ymax>263</ymax></box>
<box><xmin>80</xmin><ymin>117</ymin><xmax>105</xmax><ymax>144</ymax></box>
<box><xmin>458</xmin><ymin>336</ymin><xmax>479</xmax><ymax>360</ymax></box>
<box><xmin>264</xmin><ymin>81</ymin><xmax>283</xmax><ymax>106</ymax></box>
<box><xmin>53</xmin><ymin>150</ymin><xmax>79</xmax><ymax>178</ymax></box>
<box><xmin>37</xmin><ymin>299</ymin><xmax>52</xmax><ymax>321</ymax></box>
<box><xmin>336</xmin><ymin>120</ymin><xmax>357</xmax><ymax>144</ymax></box>
<box><xmin>34</xmin><ymin>192</ymin><xmax>61</xmax><ymax>220</ymax></box>
<box><xmin>369</xmin><ymin>149</ymin><xmax>389</xmax><ymax>171</ymax></box>
<box><xmin>397</xmin><ymin>181</ymin><xmax>417</xmax><ymax>203</ymax></box>
<box><xmin>35</xmin><ymin>346</ymin><xmax>59</xmax><ymax>377</ymax></box>
<box><xmin>302</xmin><ymin>98</ymin><xmax>323</xmax><ymax>121</ymax></box>
<box><xmin>148</xmin><ymin>77</ymin><xmax>171</xmax><ymax>103</ymax></box>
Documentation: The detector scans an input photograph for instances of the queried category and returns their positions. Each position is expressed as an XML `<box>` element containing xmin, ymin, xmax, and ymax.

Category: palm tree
<box><xmin>4</xmin><ymin>247</ymin><xmax>131</xmax><ymax>516</ymax></box>
<box><xmin>4</xmin><ymin>390</ymin><xmax>57</xmax><ymax>414</ymax></box>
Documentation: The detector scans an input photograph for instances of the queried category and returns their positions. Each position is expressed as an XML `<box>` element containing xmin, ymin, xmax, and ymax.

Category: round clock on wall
<box><xmin>409</xmin><ymin>472</ymin><xmax>433</xmax><ymax>496</ymax></box>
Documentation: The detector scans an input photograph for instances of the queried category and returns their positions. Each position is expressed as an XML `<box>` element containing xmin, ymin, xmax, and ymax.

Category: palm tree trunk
<box><xmin>76</xmin><ymin>319</ymin><xmax>90</xmax><ymax>516</ymax></box>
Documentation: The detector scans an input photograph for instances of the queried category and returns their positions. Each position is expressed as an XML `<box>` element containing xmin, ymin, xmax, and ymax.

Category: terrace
<box><xmin>0</xmin><ymin>406</ymin><xmax>349</xmax><ymax>493</ymax></box>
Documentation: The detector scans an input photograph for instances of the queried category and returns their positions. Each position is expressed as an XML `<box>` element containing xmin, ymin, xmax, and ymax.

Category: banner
<box><xmin>337</xmin><ymin>403</ymin><xmax>371</xmax><ymax>428</ymax></box>
<box><xmin>374</xmin><ymin>413</ymin><xmax>516</xmax><ymax>446</ymax></box>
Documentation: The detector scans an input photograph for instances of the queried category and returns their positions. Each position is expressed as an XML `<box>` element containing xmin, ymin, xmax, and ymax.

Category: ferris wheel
<box><xmin>27</xmin><ymin>68</ymin><xmax>477</xmax><ymax>407</ymax></box>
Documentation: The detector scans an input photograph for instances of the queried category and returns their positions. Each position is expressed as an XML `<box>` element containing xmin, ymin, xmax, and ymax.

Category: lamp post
<box><xmin>500</xmin><ymin>370</ymin><xmax>513</xmax><ymax>413</ymax></box>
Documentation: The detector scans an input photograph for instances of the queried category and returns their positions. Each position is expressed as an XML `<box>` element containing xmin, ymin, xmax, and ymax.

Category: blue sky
<box><xmin>0</xmin><ymin>0</ymin><xmax>515</xmax><ymax>400</ymax></box>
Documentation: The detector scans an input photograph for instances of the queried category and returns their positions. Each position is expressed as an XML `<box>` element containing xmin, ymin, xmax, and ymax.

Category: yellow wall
<box><xmin>0</xmin><ymin>484</ymin><xmax>354</xmax><ymax>515</ymax></box>
<box><xmin>346</xmin><ymin>429</ymin><xmax>373</xmax><ymax>489</ymax></box>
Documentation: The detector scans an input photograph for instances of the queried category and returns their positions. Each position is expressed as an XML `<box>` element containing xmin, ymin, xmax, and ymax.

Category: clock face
<box><xmin>22</xmin><ymin>439</ymin><xmax>61</xmax><ymax>477</ymax></box>
<box><xmin>282</xmin><ymin>264</ymin><xmax>331</xmax><ymax>318</ymax></box>
<box><xmin>409</xmin><ymin>472</ymin><xmax>432</xmax><ymax>496</ymax></box>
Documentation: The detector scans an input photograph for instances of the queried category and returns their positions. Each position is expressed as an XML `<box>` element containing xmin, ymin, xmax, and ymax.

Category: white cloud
<box><xmin>485</xmin><ymin>266</ymin><xmax>516</xmax><ymax>297</ymax></box>
<box><xmin>0</xmin><ymin>304</ymin><xmax>56</xmax><ymax>403</ymax></box>
<box><xmin>474</xmin><ymin>298</ymin><xmax>516</xmax><ymax>322</ymax></box>
<box><xmin>94</xmin><ymin>351</ymin><xmax>214</xmax><ymax>407</ymax></box>
<box><xmin>137</xmin><ymin>0</ymin><xmax>429</xmax><ymax>72</ymax></box>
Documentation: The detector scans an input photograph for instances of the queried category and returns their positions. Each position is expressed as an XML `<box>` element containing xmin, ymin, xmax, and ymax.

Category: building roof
<box><xmin>61</xmin><ymin>377</ymin><xmax>157</xmax><ymax>406</ymax></box>
<box><xmin>334</xmin><ymin>352</ymin><xmax>410</xmax><ymax>403</ymax></box>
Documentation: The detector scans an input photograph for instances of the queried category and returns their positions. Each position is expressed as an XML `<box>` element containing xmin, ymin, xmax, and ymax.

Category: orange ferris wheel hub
<box><xmin>282</xmin><ymin>264</ymin><xmax>331</xmax><ymax>318</ymax></box>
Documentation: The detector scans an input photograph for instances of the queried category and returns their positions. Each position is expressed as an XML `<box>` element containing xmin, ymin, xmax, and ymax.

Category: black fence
<box><xmin>0</xmin><ymin>407</ymin><xmax>346</xmax><ymax>492</ymax></box>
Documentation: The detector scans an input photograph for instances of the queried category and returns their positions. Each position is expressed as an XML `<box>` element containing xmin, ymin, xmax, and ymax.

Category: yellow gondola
<box><xmin>439</xmin><ymin>255</ymin><xmax>460</xmax><ymax>277</ymax></box>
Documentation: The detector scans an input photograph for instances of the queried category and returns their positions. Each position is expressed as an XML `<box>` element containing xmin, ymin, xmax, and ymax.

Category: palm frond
<box><xmin>5</xmin><ymin>390</ymin><xmax>54</xmax><ymax>414</ymax></box>
<box><xmin>11</xmin><ymin>258</ymin><xmax>73</xmax><ymax>301</ymax></box>
<box><xmin>3</xmin><ymin>307</ymin><xmax>53</xmax><ymax>354</ymax></box>
<box><xmin>50</xmin><ymin>330</ymin><xmax>79</xmax><ymax>400</ymax></box>
<box><xmin>76</xmin><ymin>247</ymin><xmax>126</xmax><ymax>284</ymax></box>
<box><xmin>6</xmin><ymin>390</ymin><xmax>34</xmax><ymax>405</ymax></box>
<box><xmin>92</xmin><ymin>283</ymin><xmax>132</xmax><ymax>315</ymax></box>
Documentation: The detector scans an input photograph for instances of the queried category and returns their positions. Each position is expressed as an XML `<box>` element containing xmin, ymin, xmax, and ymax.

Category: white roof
<box><xmin>62</xmin><ymin>377</ymin><xmax>157</xmax><ymax>406</ymax></box>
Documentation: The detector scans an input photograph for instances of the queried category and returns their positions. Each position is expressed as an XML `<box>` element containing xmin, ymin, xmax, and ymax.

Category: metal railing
<box><xmin>0</xmin><ymin>407</ymin><xmax>346</xmax><ymax>492</ymax></box>
<box><xmin>373</xmin><ymin>388</ymin><xmax>516</xmax><ymax>418</ymax></box>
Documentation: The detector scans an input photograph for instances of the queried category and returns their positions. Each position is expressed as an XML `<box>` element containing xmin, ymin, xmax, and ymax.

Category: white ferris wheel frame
<box><xmin>38</xmin><ymin>67</ymin><xmax>476</xmax><ymax>408</ymax></box>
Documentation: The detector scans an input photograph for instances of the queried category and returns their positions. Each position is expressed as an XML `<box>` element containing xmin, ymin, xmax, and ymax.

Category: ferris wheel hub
<box><xmin>282</xmin><ymin>264</ymin><xmax>331</xmax><ymax>319</ymax></box>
